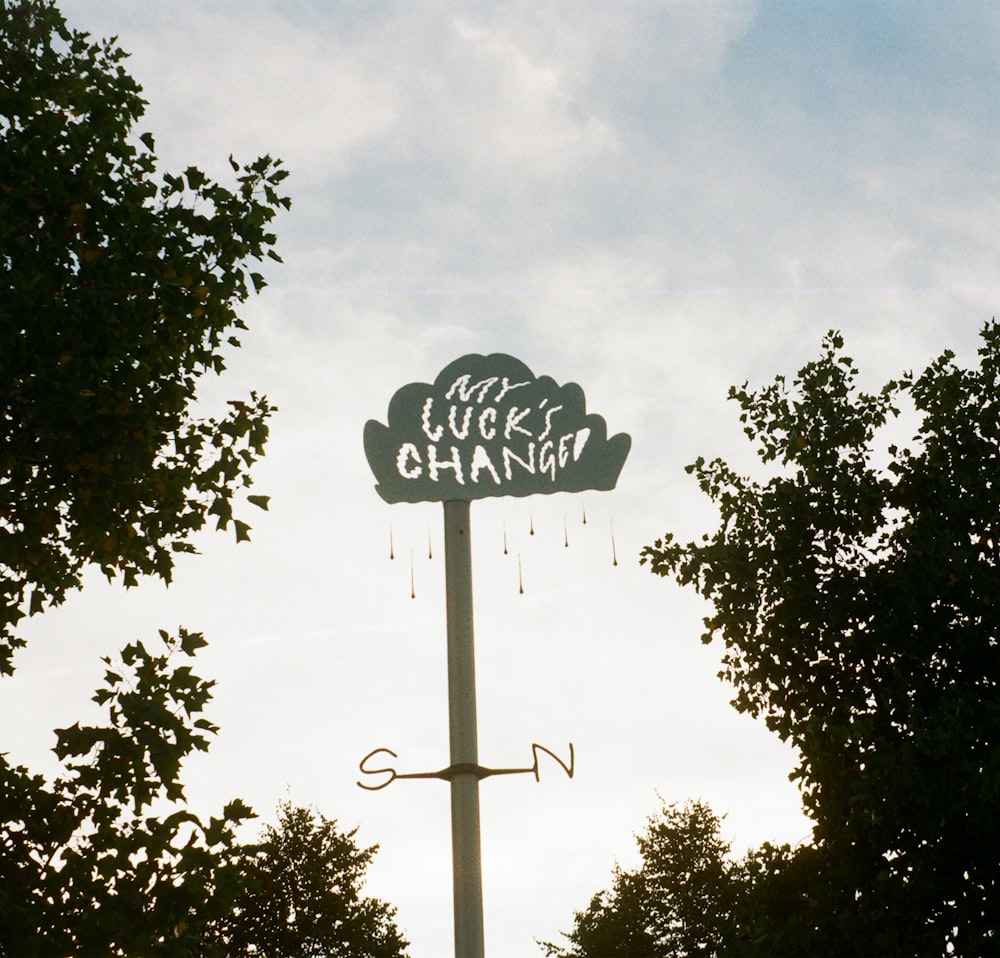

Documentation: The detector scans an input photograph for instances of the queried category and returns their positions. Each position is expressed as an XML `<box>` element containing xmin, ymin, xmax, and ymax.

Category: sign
<box><xmin>364</xmin><ymin>353</ymin><xmax>631</xmax><ymax>503</ymax></box>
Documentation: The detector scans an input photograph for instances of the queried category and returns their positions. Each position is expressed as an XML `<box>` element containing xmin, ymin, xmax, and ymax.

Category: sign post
<box><xmin>443</xmin><ymin>498</ymin><xmax>485</xmax><ymax>955</ymax></box>
<box><xmin>363</xmin><ymin>353</ymin><xmax>630</xmax><ymax>957</ymax></box>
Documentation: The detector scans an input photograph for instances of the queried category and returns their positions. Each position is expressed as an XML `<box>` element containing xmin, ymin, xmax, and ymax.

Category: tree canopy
<box><xmin>0</xmin><ymin>0</ymin><xmax>289</xmax><ymax>676</ymax></box>
<box><xmin>638</xmin><ymin>325</ymin><xmax>1000</xmax><ymax>955</ymax></box>
<box><xmin>0</xmin><ymin>629</ymin><xmax>255</xmax><ymax>955</ymax></box>
<box><xmin>2</xmin><ymin>3</ymin><xmax>408</xmax><ymax>953</ymax></box>
<box><xmin>216</xmin><ymin>801</ymin><xmax>410</xmax><ymax>957</ymax></box>
<box><xmin>0</xmin><ymin>638</ymin><xmax>409</xmax><ymax>955</ymax></box>
<box><xmin>541</xmin><ymin>799</ymin><xmax>742</xmax><ymax>958</ymax></box>
<box><xmin>0</xmin><ymin>2</ymin><xmax>376</xmax><ymax>954</ymax></box>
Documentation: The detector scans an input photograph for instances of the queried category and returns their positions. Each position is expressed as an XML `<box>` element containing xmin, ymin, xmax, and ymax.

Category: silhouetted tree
<box><xmin>541</xmin><ymin>799</ymin><xmax>741</xmax><ymax>957</ymax></box>
<box><xmin>0</xmin><ymin>630</ymin><xmax>255</xmax><ymax>955</ymax></box>
<box><xmin>1</xmin><ymin>0</ymin><xmax>288</xmax><ymax>676</ymax></box>
<box><xmin>642</xmin><ymin>325</ymin><xmax>1000</xmax><ymax>955</ymax></box>
<box><xmin>1</xmin><ymin>1</ymin><xmax>290</xmax><ymax>952</ymax></box>
<box><xmin>540</xmin><ymin>797</ymin><xmax>832</xmax><ymax>958</ymax></box>
<box><xmin>217</xmin><ymin>801</ymin><xmax>410</xmax><ymax>957</ymax></box>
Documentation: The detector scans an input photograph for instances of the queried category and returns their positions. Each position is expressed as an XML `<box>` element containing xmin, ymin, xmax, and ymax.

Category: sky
<box><xmin>5</xmin><ymin>0</ymin><xmax>1000</xmax><ymax>954</ymax></box>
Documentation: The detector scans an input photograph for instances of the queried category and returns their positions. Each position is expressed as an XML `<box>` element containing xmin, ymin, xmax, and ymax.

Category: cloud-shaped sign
<box><xmin>364</xmin><ymin>353</ymin><xmax>631</xmax><ymax>504</ymax></box>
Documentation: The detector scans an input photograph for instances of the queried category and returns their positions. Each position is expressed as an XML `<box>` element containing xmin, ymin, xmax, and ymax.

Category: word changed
<box><xmin>395</xmin><ymin>373</ymin><xmax>592</xmax><ymax>488</ymax></box>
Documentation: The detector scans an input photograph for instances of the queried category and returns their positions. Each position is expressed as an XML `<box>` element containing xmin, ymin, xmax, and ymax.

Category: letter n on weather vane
<box><xmin>363</xmin><ymin>353</ymin><xmax>631</xmax><ymax>503</ymax></box>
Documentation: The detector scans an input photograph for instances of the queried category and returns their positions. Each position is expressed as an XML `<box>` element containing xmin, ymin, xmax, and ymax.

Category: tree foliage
<box><xmin>0</xmin><ymin>2</ymin><xmax>408</xmax><ymax>951</ymax></box>
<box><xmin>0</xmin><ymin>1</ymin><xmax>312</xmax><ymax>953</ymax></box>
<box><xmin>640</xmin><ymin>325</ymin><xmax>1000</xmax><ymax>955</ymax></box>
<box><xmin>0</xmin><ymin>629</ymin><xmax>255</xmax><ymax>955</ymax></box>
<box><xmin>541</xmin><ymin>799</ymin><xmax>812</xmax><ymax>958</ymax></box>
<box><xmin>541</xmin><ymin>799</ymin><xmax>737</xmax><ymax>958</ymax></box>
<box><xmin>216</xmin><ymin>801</ymin><xmax>410</xmax><ymax>957</ymax></box>
<box><xmin>0</xmin><ymin>640</ymin><xmax>407</xmax><ymax>957</ymax></box>
<box><xmin>0</xmin><ymin>0</ymin><xmax>289</xmax><ymax>676</ymax></box>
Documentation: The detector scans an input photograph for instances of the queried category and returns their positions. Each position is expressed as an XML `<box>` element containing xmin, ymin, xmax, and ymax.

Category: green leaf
<box><xmin>247</xmin><ymin>494</ymin><xmax>270</xmax><ymax>511</ymax></box>
<box><xmin>29</xmin><ymin>589</ymin><xmax>45</xmax><ymax>615</ymax></box>
<box><xmin>185</xmin><ymin>165</ymin><xmax>206</xmax><ymax>190</ymax></box>
<box><xmin>179</xmin><ymin>629</ymin><xmax>208</xmax><ymax>656</ymax></box>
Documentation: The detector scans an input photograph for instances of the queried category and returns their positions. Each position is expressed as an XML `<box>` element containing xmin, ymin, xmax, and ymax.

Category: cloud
<box><xmin>62</xmin><ymin>0</ymin><xmax>400</xmax><ymax>184</ymax></box>
<box><xmin>364</xmin><ymin>353</ymin><xmax>631</xmax><ymax>503</ymax></box>
<box><xmin>443</xmin><ymin>13</ymin><xmax>618</xmax><ymax>177</ymax></box>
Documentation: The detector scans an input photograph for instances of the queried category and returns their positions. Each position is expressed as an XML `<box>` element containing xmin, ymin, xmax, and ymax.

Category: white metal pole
<box><xmin>443</xmin><ymin>498</ymin><xmax>485</xmax><ymax>958</ymax></box>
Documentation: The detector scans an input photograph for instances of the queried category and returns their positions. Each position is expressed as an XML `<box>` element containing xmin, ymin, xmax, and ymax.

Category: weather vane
<box><xmin>362</xmin><ymin>353</ymin><xmax>630</xmax><ymax>958</ymax></box>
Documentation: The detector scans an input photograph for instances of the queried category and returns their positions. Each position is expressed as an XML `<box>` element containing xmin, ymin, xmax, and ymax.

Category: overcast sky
<box><xmin>6</xmin><ymin>1</ymin><xmax>1000</xmax><ymax>954</ymax></box>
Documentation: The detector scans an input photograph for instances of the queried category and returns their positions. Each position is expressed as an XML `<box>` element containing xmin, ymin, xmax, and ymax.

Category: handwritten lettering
<box><xmin>504</xmin><ymin>406</ymin><xmax>533</xmax><ymax>440</ymax></box>
<box><xmin>538</xmin><ymin>404</ymin><xmax>563</xmax><ymax>441</ymax></box>
<box><xmin>503</xmin><ymin>444</ymin><xmax>535</xmax><ymax>480</ymax></box>
<box><xmin>395</xmin><ymin>368</ymin><xmax>595</xmax><ymax>490</ymax></box>
<box><xmin>394</xmin><ymin>437</ymin><xmax>593</xmax><ymax>487</ymax></box>
<box><xmin>365</xmin><ymin>353</ymin><xmax>631</xmax><ymax>504</ymax></box>
<box><xmin>357</xmin><ymin>748</ymin><xmax>399</xmax><ymax>791</ymax></box>
<box><xmin>530</xmin><ymin>742</ymin><xmax>575</xmax><ymax>782</ymax></box>
<box><xmin>396</xmin><ymin>442</ymin><xmax>422</xmax><ymax>479</ymax></box>
<box><xmin>358</xmin><ymin>743</ymin><xmax>576</xmax><ymax>790</ymax></box>
<box><xmin>426</xmin><ymin>444</ymin><xmax>464</xmax><ymax>484</ymax></box>
<box><xmin>448</xmin><ymin>405</ymin><xmax>473</xmax><ymax>440</ymax></box>
<box><xmin>421</xmin><ymin>397</ymin><xmax>443</xmax><ymax>442</ymax></box>
<box><xmin>478</xmin><ymin>408</ymin><xmax>497</xmax><ymax>441</ymax></box>
<box><xmin>470</xmin><ymin>444</ymin><xmax>501</xmax><ymax>485</ymax></box>
<box><xmin>445</xmin><ymin>374</ymin><xmax>498</xmax><ymax>403</ymax></box>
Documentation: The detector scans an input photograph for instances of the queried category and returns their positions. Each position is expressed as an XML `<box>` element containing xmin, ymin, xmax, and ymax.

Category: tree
<box><xmin>0</xmin><ymin>629</ymin><xmax>256</xmax><ymax>955</ymax></box>
<box><xmin>641</xmin><ymin>325</ymin><xmax>1000</xmax><ymax>955</ymax></box>
<box><xmin>1</xmin><ymin>1</ymin><xmax>293</xmax><ymax>952</ymax></box>
<box><xmin>1</xmin><ymin>0</ymin><xmax>289</xmax><ymax>677</ymax></box>
<box><xmin>215</xmin><ymin>801</ymin><xmax>410</xmax><ymax>957</ymax></box>
<box><xmin>541</xmin><ymin>799</ymin><xmax>734</xmax><ymax>958</ymax></box>
<box><xmin>541</xmin><ymin>796</ymin><xmax>838</xmax><ymax>958</ymax></box>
